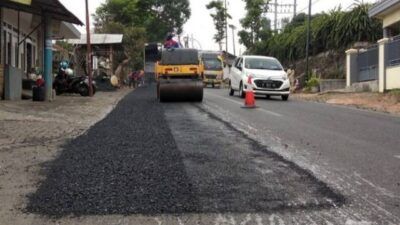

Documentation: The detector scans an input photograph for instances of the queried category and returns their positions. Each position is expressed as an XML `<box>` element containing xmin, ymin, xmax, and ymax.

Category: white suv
<box><xmin>229</xmin><ymin>55</ymin><xmax>290</xmax><ymax>101</ymax></box>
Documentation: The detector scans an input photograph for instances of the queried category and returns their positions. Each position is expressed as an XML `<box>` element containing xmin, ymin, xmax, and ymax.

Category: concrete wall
<box><xmin>386</xmin><ymin>66</ymin><xmax>400</xmax><ymax>90</ymax></box>
<box><xmin>349</xmin><ymin>80</ymin><xmax>379</xmax><ymax>92</ymax></box>
<box><xmin>320</xmin><ymin>79</ymin><xmax>346</xmax><ymax>92</ymax></box>
<box><xmin>346</xmin><ymin>38</ymin><xmax>400</xmax><ymax>93</ymax></box>
<box><xmin>4</xmin><ymin>66</ymin><xmax>22</xmax><ymax>100</ymax></box>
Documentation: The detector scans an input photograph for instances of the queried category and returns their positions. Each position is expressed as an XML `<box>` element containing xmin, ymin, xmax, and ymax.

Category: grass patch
<box><xmin>388</xmin><ymin>89</ymin><xmax>400</xmax><ymax>103</ymax></box>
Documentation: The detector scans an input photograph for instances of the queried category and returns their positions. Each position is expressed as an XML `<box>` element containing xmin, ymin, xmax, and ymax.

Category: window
<box><xmin>203</xmin><ymin>58</ymin><xmax>222</xmax><ymax>71</ymax></box>
<box><xmin>235</xmin><ymin>58</ymin><xmax>243</xmax><ymax>69</ymax></box>
<box><xmin>7</xmin><ymin>33</ymin><xmax>11</xmax><ymax>66</ymax></box>
<box><xmin>2</xmin><ymin>31</ymin><xmax>5</xmax><ymax>65</ymax></box>
<box><xmin>244</xmin><ymin>58</ymin><xmax>283</xmax><ymax>70</ymax></box>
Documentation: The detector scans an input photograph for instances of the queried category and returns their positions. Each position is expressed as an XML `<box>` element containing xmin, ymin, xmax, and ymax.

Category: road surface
<box><xmin>26</xmin><ymin>86</ymin><xmax>400</xmax><ymax>224</ymax></box>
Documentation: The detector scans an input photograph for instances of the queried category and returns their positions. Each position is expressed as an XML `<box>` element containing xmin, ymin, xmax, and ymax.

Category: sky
<box><xmin>60</xmin><ymin>0</ymin><xmax>377</xmax><ymax>53</ymax></box>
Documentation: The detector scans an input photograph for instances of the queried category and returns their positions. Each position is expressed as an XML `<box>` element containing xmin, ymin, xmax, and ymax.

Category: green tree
<box><xmin>95</xmin><ymin>21</ymin><xmax>146</xmax><ymax>81</ymax></box>
<box><xmin>248</xmin><ymin>3</ymin><xmax>382</xmax><ymax>65</ymax></box>
<box><xmin>206</xmin><ymin>0</ymin><xmax>231</xmax><ymax>50</ymax></box>
<box><xmin>94</xmin><ymin>0</ymin><xmax>191</xmax><ymax>42</ymax></box>
<box><xmin>239</xmin><ymin>0</ymin><xmax>270</xmax><ymax>50</ymax></box>
<box><xmin>93</xmin><ymin>0</ymin><xmax>191</xmax><ymax>76</ymax></box>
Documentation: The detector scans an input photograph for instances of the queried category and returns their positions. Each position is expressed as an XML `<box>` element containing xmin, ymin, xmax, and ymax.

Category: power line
<box><xmin>298</xmin><ymin>0</ymin><xmax>322</xmax><ymax>14</ymax></box>
<box><xmin>267</xmin><ymin>0</ymin><xmax>297</xmax><ymax>31</ymax></box>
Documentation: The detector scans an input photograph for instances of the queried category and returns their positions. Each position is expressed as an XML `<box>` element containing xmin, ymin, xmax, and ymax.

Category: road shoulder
<box><xmin>292</xmin><ymin>92</ymin><xmax>400</xmax><ymax>116</ymax></box>
<box><xmin>0</xmin><ymin>89</ymin><xmax>131</xmax><ymax>225</ymax></box>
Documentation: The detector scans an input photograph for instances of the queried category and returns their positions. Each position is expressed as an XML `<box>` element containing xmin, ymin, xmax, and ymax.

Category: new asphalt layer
<box><xmin>27</xmin><ymin>86</ymin><xmax>344</xmax><ymax>217</ymax></box>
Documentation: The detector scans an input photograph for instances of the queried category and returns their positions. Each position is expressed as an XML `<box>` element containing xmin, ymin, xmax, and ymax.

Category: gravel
<box><xmin>27</xmin><ymin>85</ymin><xmax>344</xmax><ymax>217</ymax></box>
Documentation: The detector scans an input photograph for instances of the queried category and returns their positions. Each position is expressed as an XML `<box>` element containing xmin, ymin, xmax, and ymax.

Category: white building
<box><xmin>346</xmin><ymin>0</ymin><xmax>400</xmax><ymax>93</ymax></box>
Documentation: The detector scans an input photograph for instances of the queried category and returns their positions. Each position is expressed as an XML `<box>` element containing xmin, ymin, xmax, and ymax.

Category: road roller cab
<box><xmin>156</xmin><ymin>48</ymin><xmax>204</xmax><ymax>102</ymax></box>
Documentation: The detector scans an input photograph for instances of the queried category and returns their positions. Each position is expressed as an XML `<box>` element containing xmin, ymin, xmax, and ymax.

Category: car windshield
<box><xmin>244</xmin><ymin>58</ymin><xmax>283</xmax><ymax>70</ymax></box>
<box><xmin>203</xmin><ymin>58</ymin><xmax>223</xmax><ymax>71</ymax></box>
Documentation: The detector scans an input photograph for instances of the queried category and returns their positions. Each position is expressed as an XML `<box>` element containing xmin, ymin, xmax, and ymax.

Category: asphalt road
<box><xmin>26</xmin><ymin>86</ymin><xmax>400</xmax><ymax>224</ymax></box>
<box><xmin>203</xmin><ymin>88</ymin><xmax>400</xmax><ymax>221</ymax></box>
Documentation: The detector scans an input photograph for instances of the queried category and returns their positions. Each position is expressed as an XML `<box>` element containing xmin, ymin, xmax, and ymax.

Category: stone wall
<box><xmin>348</xmin><ymin>80</ymin><xmax>379</xmax><ymax>92</ymax></box>
<box><xmin>319</xmin><ymin>79</ymin><xmax>346</xmax><ymax>92</ymax></box>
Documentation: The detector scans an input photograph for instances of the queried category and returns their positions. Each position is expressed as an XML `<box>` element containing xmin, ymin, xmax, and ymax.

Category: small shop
<box><xmin>0</xmin><ymin>0</ymin><xmax>82</xmax><ymax>100</ymax></box>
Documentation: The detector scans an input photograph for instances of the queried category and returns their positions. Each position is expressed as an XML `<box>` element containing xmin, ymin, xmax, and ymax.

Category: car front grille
<box><xmin>254</xmin><ymin>80</ymin><xmax>283</xmax><ymax>89</ymax></box>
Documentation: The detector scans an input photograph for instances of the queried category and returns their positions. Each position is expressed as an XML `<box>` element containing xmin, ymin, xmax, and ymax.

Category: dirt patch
<box><xmin>293</xmin><ymin>92</ymin><xmax>400</xmax><ymax>116</ymax></box>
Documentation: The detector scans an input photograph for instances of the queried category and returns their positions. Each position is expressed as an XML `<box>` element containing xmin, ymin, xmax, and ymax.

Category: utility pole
<box><xmin>267</xmin><ymin>0</ymin><xmax>297</xmax><ymax>32</ymax></box>
<box><xmin>305</xmin><ymin>0</ymin><xmax>312</xmax><ymax>81</ymax></box>
<box><xmin>85</xmin><ymin>0</ymin><xmax>93</xmax><ymax>96</ymax></box>
<box><xmin>274</xmin><ymin>0</ymin><xmax>278</xmax><ymax>31</ymax></box>
<box><xmin>229</xmin><ymin>24</ymin><xmax>236</xmax><ymax>56</ymax></box>
<box><xmin>191</xmin><ymin>34</ymin><xmax>194</xmax><ymax>48</ymax></box>
<box><xmin>184</xmin><ymin>35</ymin><xmax>189</xmax><ymax>48</ymax></box>
<box><xmin>225</xmin><ymin>0</ymin><xmax>229</xmax><ymax>53</ymax></box>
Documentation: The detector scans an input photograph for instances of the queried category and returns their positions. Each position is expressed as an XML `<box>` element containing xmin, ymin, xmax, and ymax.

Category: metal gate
<box><xmin>388</xmin><ymin>36</ymin><xmax>400</xmax><ymax>67</ymax></box>
<box><xmin>357</xmin><ymin>45</ymin><xmax>378</xmax><ymax>82</ymax></box>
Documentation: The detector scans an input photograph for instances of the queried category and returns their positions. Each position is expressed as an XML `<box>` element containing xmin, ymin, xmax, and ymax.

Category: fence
<box><xmin>387</xmin><ymin>36</ymin><xmax>400</xmax><ymax>67</ymax></box>
<box><xmin>357</xmin><ymin>45</ymin><xmax>379</xmax><ymax>82</ymax></box>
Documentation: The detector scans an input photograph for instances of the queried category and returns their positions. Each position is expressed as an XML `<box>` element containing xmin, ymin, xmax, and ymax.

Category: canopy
<box><xmin>0</xmin><ymin>0</ymin><xmax>83</xmax><ymax>25</ymax></box>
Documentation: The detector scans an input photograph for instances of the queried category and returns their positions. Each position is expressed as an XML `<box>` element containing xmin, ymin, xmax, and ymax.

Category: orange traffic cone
<box><xmin>242</xmin><ymin>76</ymin><xmax>257</xmax><ymax>108</ymax></box>
<box><xmin>243</xmin><ymin>90</ymin><xmax>256</xmax><ymax>108</ymax></box>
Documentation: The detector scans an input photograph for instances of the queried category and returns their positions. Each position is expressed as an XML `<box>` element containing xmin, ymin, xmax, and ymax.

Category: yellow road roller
<box><xmin>156</xmin><ymin>48</ymin><xmax>204</xmax><ymax>102</ymax></box>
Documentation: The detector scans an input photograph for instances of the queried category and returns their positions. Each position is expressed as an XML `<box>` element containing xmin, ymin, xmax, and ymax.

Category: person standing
<box><xmin>164</xmin><ymin>33</ymin><xmax>180</xmax><ymax>49</ymax></box>
<box><xmin>129</xmin><ymin>71</ymin><xmax>138</xmax><ymax>88</ymax></box>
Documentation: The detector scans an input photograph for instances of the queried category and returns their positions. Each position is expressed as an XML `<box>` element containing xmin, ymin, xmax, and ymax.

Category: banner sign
<box><xmin>9</xmin><ymin>0</ymin><xmax>32</xmax><ymax>5</ymax></box>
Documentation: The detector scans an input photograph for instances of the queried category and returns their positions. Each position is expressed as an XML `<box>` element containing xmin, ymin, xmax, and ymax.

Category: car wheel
<box><xmin>229</xmin><ymin>84</ymin><xmax>234</xmax><ymax>96</ymax></box>
<box><xmin>282</xmin><ymin>95</ymin><xmax>289</xmax><ymax>101</ymax></box>
<box><xmin>239</xmin><ymin>82</ymin><xmax>245</xmax><ymax>98</ymax></box>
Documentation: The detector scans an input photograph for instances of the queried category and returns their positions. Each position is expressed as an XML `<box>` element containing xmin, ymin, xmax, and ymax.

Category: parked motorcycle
<box><xmin>53</xmin><ymin>68</ymin><xmax>96</xmax><ymax>96</ymax></box>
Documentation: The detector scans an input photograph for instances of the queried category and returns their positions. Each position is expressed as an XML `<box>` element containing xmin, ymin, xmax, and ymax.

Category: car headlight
<box><xmin>282</xmin><ymin>74</ymin><xmax>288</xmax><ymax>81</ymax></box>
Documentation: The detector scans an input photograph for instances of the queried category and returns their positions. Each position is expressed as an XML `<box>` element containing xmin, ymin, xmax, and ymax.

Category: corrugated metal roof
<box><xmin>369</xmin><ymin>0</ymin><xmax>400</xmax><ymax>18</ymax></box>
<box><xmin>59</xmin><ymin>22</ymin><xmax>80</xmax><ymax>39</ymax></box>
<box><xmin>0</xmin><ymin>0</ymin><xmax>83</xmax><ymax>25</ymax></box>
<box><xmin>67</xmin><ymin>34</ymin><xmax>124</xmax><ymax>45</ymax></box>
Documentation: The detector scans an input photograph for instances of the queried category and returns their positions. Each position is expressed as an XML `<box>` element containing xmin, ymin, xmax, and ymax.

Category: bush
<box><xmin>246</xmin><ymin>3</ymin><xmax>382</xmax><ymax>64</ymax></box>
<box><xmin>306</xmin><ymin>76</ymin><xmax>320</xmax><ymax>88</ymax></box>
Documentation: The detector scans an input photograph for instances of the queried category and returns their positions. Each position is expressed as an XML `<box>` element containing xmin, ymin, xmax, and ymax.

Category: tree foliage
<box><xmin>93</xmin><ymin>0</ymin><xmax>191</xmax><ymax>70</ymax></box>
<box><xmin>247</xmin><ymin>4</ymin><xmax>382</xmax><ymax>65</ymax></box>
<box><xmin>206</xmin><ymin>0</ymin><xmax>231</xmax><ymax>49</ymax></box>
<box><xmin>94</xmin><ymin>0</ymin><xmax>191</xmax><ymax>42</ymax></box>
<box><xmin>238</xmin><ymin>0</ymin><xmax>270</xmax><ymax>51</ymax></box>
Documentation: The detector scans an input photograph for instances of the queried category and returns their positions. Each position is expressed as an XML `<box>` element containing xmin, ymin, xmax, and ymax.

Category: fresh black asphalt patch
<box><xmin>26</xmin><ymin>86</ymin><xmax>344</xmax><ymax>217</ymax></box>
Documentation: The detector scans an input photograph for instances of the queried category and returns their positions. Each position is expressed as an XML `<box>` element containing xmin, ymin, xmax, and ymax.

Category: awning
<box><xmin>369</xmin><ymin>0</ymin><xmax>400</xmax><ymax>19</ymax></box>
<box><xmin>0</xmin><ymin>0</ymin><xmax>83</xmax><ymax>25</ymax></box>
<box><xmin>67</xmin><ymin>34</ymin><xmax>124</xmax><ymax>45</ymax></box>
<box><xmin>58</xmin><ymin>22</ymin><xmax>81</xmax><ymax>39</ymax></box>
<box><xmin>9</xmin><ymin>0</ymin><xmax>32</xmax><ymax>5</ymax></box>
